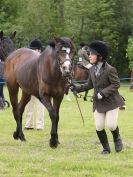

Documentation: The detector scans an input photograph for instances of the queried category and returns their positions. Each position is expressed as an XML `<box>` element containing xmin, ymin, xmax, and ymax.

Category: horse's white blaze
<box><xmin>60</xmin><ymin>60</ymin><xmax>71</xmax><ymax>75</ymax></box>
<box><xmin>66</xmin><ymin>54</ymin><xmax>70</xmax><ymax>60</ymax></box>
<box><xmin>64</xmin><ymin>60</ymin><xmax>71</xmax><ymax>70</ymax></box>
<box><xmin>62</xmin><ymin>47</ymin><xmax>70</xmax><ymax>54</ymax></box>
<box><xmin>60</xmin><ymin>47</ymin><xmax>71</xmax><ymax>75</ymax></box>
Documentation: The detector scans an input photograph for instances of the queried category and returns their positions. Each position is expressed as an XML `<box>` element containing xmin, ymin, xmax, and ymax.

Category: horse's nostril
<box><xmin>63</xmin><ymin>66</ymin><xmax>66</xmax><ymax>70</ymax></box>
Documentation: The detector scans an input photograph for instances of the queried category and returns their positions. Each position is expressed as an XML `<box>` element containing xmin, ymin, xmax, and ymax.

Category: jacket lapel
<box><xmin>95</xmin><ymin>62</ymin><xmax>107</xmax><ymax>80</ymax></box>
<box><xmin>90</xmin><ymin>62</ymin><xmax>107</xmax><ymax>82</ymax></box>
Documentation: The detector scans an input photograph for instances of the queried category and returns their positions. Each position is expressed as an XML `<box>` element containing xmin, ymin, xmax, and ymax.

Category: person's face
<box><xmin>89</xmin><ymin>52</ymin><xmax>97</xmax><ymax>64</ymax></box>
<box><xmin>34</xmin><ymin>48</ymin><xmax>41</xmax><ymax>54</ymax></box>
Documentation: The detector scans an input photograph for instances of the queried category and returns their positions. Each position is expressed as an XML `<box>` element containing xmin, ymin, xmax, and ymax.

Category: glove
<box><xmin>97</xmin><ymin>92</ymin><xmax>103</xmax><ymax>100</ymax></box>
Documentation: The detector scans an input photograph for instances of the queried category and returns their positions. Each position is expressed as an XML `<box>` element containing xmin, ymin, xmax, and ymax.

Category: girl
<box><xmin>71</xmin><ymin>40</ymin><xmax>124</xmax><ymax>154</ymax></box>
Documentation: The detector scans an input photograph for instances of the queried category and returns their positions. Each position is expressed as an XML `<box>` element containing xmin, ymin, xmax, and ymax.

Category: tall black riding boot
<box><xmin>111</xmin><ymin>127</ymin><xmax>123</xmax><ymax>152</ymax></box>
<box><xmin>96</xmin><ymin>130</ymin><xmax>111</xmax><ymax>155</ymax></box>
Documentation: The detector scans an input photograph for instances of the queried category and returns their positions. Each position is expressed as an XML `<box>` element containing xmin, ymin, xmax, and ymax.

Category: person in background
<box><xmin>25</xmin><ymin>39</ymin><xmax>44</xmax><ymax>130</ymax></box>
<box><xmin>70</xmin><ymin>40</ymin><xmax>124</xmax><ymax>155</ymax></box>
<box><xmin>77</xmin><ymin>42</ymin><xmax>92</xmax><ymax>69</ymax></box>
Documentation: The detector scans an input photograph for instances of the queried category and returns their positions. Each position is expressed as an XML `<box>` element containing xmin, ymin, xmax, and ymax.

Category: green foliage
<box><xmin>126</xmin><ymin>37</ymin><xmax>133</xmax><ymax>69</ymax></box>
<box><xmin>0</xmin><ymin>0</ymin><xmax>133</xmax><ymax>76</ymax></box>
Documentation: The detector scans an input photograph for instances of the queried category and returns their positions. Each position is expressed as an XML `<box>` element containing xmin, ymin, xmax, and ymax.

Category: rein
<box><xmin>58</xmin><ymin>58</ymin><xmax>72</xmax><ymax>65</ymax></box>
<box><xmin>67</xmin><ymin>78</ymin><xmax>85</xmax><ymax>126</ymax></box>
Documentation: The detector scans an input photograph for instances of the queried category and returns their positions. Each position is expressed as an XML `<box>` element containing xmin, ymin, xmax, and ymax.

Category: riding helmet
<box><xmin>79</xmin><ymin>42</ymin><xmax>86</xmax><ymax>48</ymax></box>
<box><xmin>29</xmin><ymin>39</ymin><xmax>42</xmax><ymax>50</ymax></box>
<box><xmin>89</xmin><ymin>40</ymin><xmax>109</xmax><ymax>60</ymax></box>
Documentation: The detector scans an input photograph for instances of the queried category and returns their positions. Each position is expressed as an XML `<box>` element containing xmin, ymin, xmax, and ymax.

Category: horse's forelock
<box><xmin>49</xmin><ymin>37</ymin><xmax>75</xmax><ymax>51</ymax></box>
<box><xmin>60</xmin><ymin>37</ymin><xmax>72</xmax><ymax>48</ymax></box>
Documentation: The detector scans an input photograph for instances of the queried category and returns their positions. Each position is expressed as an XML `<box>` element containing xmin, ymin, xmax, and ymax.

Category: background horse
<box><xmin>0</xmin><ymin>30</ymin><xmax>16</xmax><ymax>108</ymax></box>
<box><xmin>4</xmin><ymin>37</ymin><xmax>75</xmax><ymax>148</ymax></box>
<box><xmin>72</xmin><ymin>64</ymin><xmax>90</xmax><ymax>101</ymax></box>
<box><xmin>0</xmin><ymin>31</ymin><xmax>16</xmax><ymax>61</ymax></box>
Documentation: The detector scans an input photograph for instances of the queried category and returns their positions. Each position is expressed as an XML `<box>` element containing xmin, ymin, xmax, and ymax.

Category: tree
<box><xmin>126</xmin><ymin>37</ymin><xmax>133</xmax><ymax>69</ymax></box>
<box><xmin>1</xmin><ymin>0</ymin><xmax>133</xmax><ymax>77</ymax></box>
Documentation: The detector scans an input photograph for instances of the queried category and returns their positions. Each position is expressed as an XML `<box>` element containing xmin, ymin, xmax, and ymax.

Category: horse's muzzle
<box><xmin>63</xmin><ymin>71</ymin><xmax>71</xmax><ymax>77</ymax></box>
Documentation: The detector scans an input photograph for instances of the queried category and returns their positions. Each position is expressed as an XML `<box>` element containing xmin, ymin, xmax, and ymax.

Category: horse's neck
<box><xmin>49</xmin><ymin>49</ymin><xmax>61</xmax><ymax>78</ymax></box>
<box><xmin>40</xmin><ymin>48</ymin><xmax>63</xmax><ymax>84</ymax></box>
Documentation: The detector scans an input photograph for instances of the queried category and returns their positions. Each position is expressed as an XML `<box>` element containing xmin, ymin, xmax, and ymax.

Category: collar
<box><xmin>95</xmin><ymin>62</ymin><xmax>103</xmax><ymax>69</ymax></box>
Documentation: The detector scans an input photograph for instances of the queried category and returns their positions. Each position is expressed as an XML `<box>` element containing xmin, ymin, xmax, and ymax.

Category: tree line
<box><xmin>1</xmin><ymin>0</ymin><xmax>133</xmax><ymax>77</ymax></box>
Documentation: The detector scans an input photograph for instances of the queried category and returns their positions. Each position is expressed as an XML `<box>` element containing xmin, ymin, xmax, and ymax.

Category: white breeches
<box><xmin>25</xmin><ymin>96</ymin><xmax>44</xmax><ymax>129</ymax></box>
<box><xmin>94</xmin><ymin>108</ymin><xmax>119</xmax><ymax>131</ymax></box>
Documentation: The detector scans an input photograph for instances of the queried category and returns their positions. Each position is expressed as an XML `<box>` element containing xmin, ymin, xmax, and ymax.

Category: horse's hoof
<box><xmin>20</xmin><ymin>135</ymin><xmax>26</xmax><ymax>141</ymax></box>
<box><xmin>13</xmin><ymin>132</ymin><xmax>26</xmax><ymax>141</ymax></box>
<box><xmin>13</xmin><ymin>131</ymin><xmax>19</xmax><ymax>140</ymax></box>
<box><xmin>49</xmin><ymin>139</ymin><xmax>58</xmax><ymax>148</ymax></box>
<box><xmin>57</xmin><ymin>140</ymin><xmax>60</xmax><ymax>144</ymax></box>
<box><xmin>83</xmin><ymin>98</ymin><xmax>87</xmax><ymax>101</ymax></box>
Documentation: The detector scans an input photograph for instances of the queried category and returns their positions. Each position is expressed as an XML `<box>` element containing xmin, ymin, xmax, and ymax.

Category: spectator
<box><xmin>25</xmin><ymin>39</ymin><xmax>44</xmax><ymax>130</ymax></box>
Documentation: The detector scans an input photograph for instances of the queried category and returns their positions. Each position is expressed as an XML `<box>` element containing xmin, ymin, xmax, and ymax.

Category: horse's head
<box><xmin>51</xmin><ymin>36</ymin><xmax>75</xmax><ymax>77</ymax></box>
<box><xmin>0</xmin><ymin>31</ymin><xmax>16</xmax><ymax>61</ymax></box>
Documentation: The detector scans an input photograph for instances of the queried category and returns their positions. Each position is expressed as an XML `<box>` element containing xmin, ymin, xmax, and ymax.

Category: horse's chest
<box><xmin>53</xmin><ymin>84</ymin><xmax>64</xmax><ymax>95</ymax></box>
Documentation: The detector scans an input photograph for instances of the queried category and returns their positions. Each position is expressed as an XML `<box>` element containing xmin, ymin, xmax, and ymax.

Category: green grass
<box><xmin>0</xmin><ymin>86</ymin><xmax>133</xmax><ymax>177</ymax></box>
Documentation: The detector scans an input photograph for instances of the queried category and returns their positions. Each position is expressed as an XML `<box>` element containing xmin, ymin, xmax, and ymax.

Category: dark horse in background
<box><xmin>0</xmin><ymin>30</ymin><xmax>16</xmax><ymax>108</ymax></box>
<box><xmin>4</xmin><ymin>37</ymin><xmax>75</xmax><ymax>148</ymax></box>
<box><xmin>72</xmin><ymin>64</ymin><xmax>90</xmax><ymax>101</ymax></box>
<box><xmin>0</xmin><ymin>30</ymin><xmax>16</xmax><ymax>61</ymax></box>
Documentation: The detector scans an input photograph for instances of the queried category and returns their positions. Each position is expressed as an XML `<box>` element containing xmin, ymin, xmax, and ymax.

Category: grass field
<box><xmin>0</xmin><ymin>85</ymin><xmax>133</xmax><ymax>177</ymax></box>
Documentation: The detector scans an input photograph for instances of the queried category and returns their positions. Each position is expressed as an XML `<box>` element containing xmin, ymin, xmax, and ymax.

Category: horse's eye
<box><xmin>56</xmin><ymin>50</ymin><xmax>60</xmax><ymax>53</ymax></box>
<box><xmin>60</xmin><ymin>50</ymin><xmax>65</xmax><ymax>53</ymax></box>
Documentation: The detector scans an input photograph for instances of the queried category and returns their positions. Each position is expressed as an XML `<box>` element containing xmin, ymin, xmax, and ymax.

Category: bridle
<box><xmin>57</xmin><ymin>47</ymin><xmax>72</xmax><ymax>64</ymax></box>
<box><xmin>56</xmin><ymin>46</ymin><xmax>73</xmax><ymax>78</ymax></box>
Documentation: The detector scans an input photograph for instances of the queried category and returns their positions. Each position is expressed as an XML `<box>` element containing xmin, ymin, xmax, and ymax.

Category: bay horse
<box><xmin>4</xmin><ymin>37</ymin><xmax>75</xmax><ymax>148</ymax></box>
<box><xmin>0</xmin><ymin>31</ymin><xmax>16</xmax><ymax>61</ymax></box>
<box><xmin>72</xmin><ymin>64</ymin><xmax>90</xmax><ymax>101</ymax></box>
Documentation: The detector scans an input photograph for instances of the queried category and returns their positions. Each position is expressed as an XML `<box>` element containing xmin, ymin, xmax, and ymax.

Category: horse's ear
<box><xmin>71</xmin><ymin>35</ymin><xmax>75</xmax><ymax>41</ymax></box>
<box><xmin>53</xmin><ymin>36</ymin><xmax>61</xmax><ymax>44</ymax></box>
<box><xmin>10</xmin><ymin>31</ymin><xmax>16</xmax><ymax>39</ymax></box>
<box><xmin>0</xmin><ymin>31</ymin><xmax>4</xmax><ymax>40</ymax></box>
<box><xmin>48</xmin><ymin>36</ymin><xmax>61</xmax><ymax>48</ymax></box>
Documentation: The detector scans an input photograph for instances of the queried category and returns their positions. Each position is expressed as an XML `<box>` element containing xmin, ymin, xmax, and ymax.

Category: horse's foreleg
<box><xmin>40</xmin><ymin>95</ymin><xmax>58</xmax><ymax>148</ymax></box>
<box><xmin>53</xmin><ymin>96</ymin><xmax>63</xmax><ymax>144</ymax></box>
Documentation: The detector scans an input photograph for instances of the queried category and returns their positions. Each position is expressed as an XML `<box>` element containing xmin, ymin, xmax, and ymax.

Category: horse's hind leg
<box><xmin>7</xmin><ymin>84</ymin><xmax>21</xmax><ymax>140</ymax></box>
<box><xmin>8</xmin><ymin>85</ymin><xmax>30</xmax><ymax>141</ymax></box>
<box><xmin>14</xmin><ymin>91</ymin><xmax>31</xmax><ymax>141</ymax></box>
